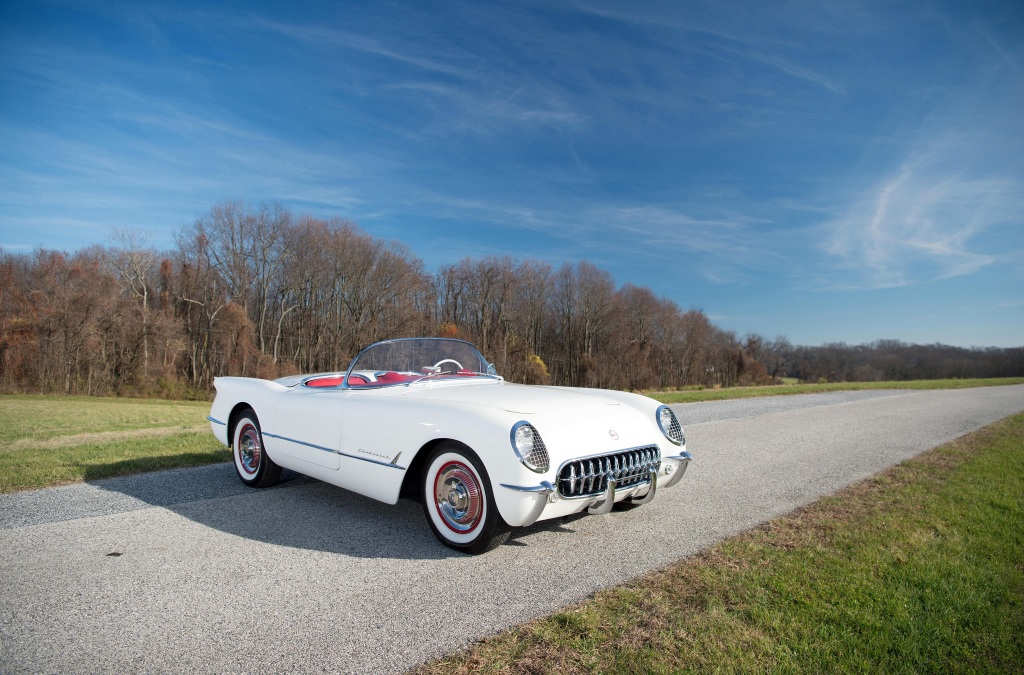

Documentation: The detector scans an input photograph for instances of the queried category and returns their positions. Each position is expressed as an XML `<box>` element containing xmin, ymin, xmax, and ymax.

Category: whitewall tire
<box><xmin>232</xmin><ymin>410</ymin><xmax>282</xmax><ymax>488</ymax></box>
<box><xmin>422</xmin><ymin>444</ymin><xmax>510</xmax><ymax>554</ymax></box>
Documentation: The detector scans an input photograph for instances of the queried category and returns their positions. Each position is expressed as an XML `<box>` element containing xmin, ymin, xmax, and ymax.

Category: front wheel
<box><xmin>232</xmin><ymin>410</ymin><xmax>282</xmax><ymax>488</ymax></box>
<box><xmin>422</xmin><ymin>444</ymin><xmax>510</xmax><ymax>554</ymax></box>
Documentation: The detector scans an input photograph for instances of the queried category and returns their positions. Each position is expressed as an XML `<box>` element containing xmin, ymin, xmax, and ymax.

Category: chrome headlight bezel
<box><xmin>510</xmin><ymin>421</ymin><xmax>550</xmax><ymax>473</ymax></box>
<box><xmin>656</xmin><ymin>405</ymin><xmax>685</xmax><ymax>445</ymax></box>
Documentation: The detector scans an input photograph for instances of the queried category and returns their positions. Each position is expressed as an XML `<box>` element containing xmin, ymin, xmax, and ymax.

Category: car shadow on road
<box><xmin>87</xmin><ymin>462</ymin><xmax>578</xmax><ymax>560</ymax></box>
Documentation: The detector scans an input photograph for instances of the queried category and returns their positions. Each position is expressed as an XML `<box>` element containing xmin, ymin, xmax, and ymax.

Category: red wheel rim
<box><xmin>237</xmin><ymin>423</ymin><xmax>261</xmax><ymax>475</ymax></box>
<box><xmin>433</xmin><ymin>460</ymin><xmax>483</xmax><ymax>534</ymax></box>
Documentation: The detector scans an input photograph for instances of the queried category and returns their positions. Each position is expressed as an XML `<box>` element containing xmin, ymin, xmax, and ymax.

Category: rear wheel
<box><xmin>232</xmin><ymin>410</ymin><xmax>282</xmax><ymax>488</ymax></box>
<box><xmin>422</xmin><ymin>443</ymin><xmax>510</xmax><ymax>554</ymax></box>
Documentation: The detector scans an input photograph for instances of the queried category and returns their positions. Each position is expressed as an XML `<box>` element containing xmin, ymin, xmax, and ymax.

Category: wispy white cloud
<box><xmin>573</xmin><ymin>0</ymin><xmax>847</xmax><ymax>95</ymax></box>
<box><xmin>812</xmin><ymin>13</ymin><xmax>1024</xmax><ymax>292</ymax></box>
<box><xmin>244</xmin><ymin>16</ymin><xmax>479</xmax><ymax>81</ymax></box>
<box><xmin>383</xmin><ymin>80</ymin><xmax>583</xmax><ymax>134</ymax></box>
<box><xmin>978</xmin><ymin>27</ymin><xmax>1024</xmax><ymax>81</ymax></box>
<box><xmin>581</xmin><ymin>205</ymin><xmax>753</xmax><ymax>255</ymax></box>
<box><xmin>396</xmin><ymin>189</ymin><xmax>785</xmax><ymax>286</ymax></box>
<box><xmin>240</xmin><ymin>11</ymin><xmax>586</xmax><ymax>136</ymax></box>
<box><xmin>820</xmin><ymin>143</ymin><xmax>1018</xmax><ymax>289</ymax></box>
<box><xmin>742</xmin><ymin>51</ymin><xmax>846</xmax><ymax>95</ymax></box>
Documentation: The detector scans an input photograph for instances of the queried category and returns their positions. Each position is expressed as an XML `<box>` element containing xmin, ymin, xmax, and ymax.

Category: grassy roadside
<box><xmin>0</xmin><ymin>395</ymin><xmax>227</xmax><ymax>492</ymax></box>
<box><xmin>647</xmin><ymin>377</ymin><xmax>1024</xmax><ymax>404</ymax></box>
<box><xmin>416</xmin><ymin>413</ymin><xmax>1024</xmax><ymax>674</ymax></box>
<box><xmin>0</xmin><ymin>394</ymin><xmax>211</xmax><ymax>441</ymax></box>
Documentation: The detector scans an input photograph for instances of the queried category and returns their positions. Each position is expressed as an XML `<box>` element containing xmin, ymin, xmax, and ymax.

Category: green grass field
<box><xmin>418</xmin><ymin>413</ymin><xmax>1024</xmax><ymax>673</ymax></box>
<box><xmin>0</xmin><ymin>395</ymin><xmax>227</xmax><ymax>492</ymax></box>
<box><xmin>0</xmin><ymin>394</ymin><xmax>210</xmax><ymax>441</ymax></box>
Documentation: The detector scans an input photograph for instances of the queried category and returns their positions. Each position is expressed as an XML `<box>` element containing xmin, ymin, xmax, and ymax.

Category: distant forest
<box><xmin>2</xmin><ymin>201</ymin><xmax>1021</xmax><ymax>397</ymax></box>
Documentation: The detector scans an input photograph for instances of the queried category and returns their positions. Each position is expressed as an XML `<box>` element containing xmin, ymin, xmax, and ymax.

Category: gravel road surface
<box><xmin>2</xmin><ymin>386</ymin><xmax>1023</xmax><ymax>673</ymax></box>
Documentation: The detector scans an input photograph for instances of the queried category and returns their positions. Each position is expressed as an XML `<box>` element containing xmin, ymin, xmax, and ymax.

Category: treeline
<box><xmin>781</xmin><ymin>340</ymin><xmax>1024</xmax><ymax>383</ymax></box>
<box><xmin>1</xmin><ymin>201</ymin><xmax>1020</xmax><ymax>397</ymax></box>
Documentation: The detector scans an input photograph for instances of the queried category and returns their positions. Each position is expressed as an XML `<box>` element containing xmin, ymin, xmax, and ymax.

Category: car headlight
<box><xmin>656</xmin><ymin>405</ymin><xmax>685</xmax><ymax>445</ymax></box>
<box><xmin>510</xmin><ymin>421</ymin><xmax>549</xmax><ymax>473</ymax></box>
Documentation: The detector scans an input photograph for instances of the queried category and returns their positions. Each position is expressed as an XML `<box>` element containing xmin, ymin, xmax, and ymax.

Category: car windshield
<box><xmin>343</xmin><ymin>338</ymin><xmax>498</xmax><ymax>388</ymax></box>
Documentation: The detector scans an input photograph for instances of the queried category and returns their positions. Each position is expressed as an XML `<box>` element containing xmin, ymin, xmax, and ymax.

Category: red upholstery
<box><xmin>306</xmin><ymin>376</ymin><xmax>344</xmax><ymax>387</ymax></box>
<box><xmin>375</xmin><ymin>371</ymin><xmax>417</xmax><ymax>384</ymax></box>
<box><xmin>306</xmin><ymin>374</ymin><xmax>370</xmax><ymax>387</ymax></box>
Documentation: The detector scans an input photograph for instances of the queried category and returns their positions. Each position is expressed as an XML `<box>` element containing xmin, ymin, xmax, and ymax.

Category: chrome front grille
<box><xmin>557</xmin><ymin>446</ymin><xmax>661</xmax><ymax>498</ymax></box>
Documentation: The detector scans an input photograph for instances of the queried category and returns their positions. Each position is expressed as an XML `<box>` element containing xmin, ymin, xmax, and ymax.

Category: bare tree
<box><xmin>761</xmin><ymin>335</ymin><xmax>793</xmax><ymax>380</ymax></box>
<box><xmin>106</xmin><ymin>228</ymin><xmax>158</xmax><ymax>377</ymax></box>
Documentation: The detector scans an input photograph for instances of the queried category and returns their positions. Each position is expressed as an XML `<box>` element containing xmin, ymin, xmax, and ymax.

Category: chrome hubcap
<box><xmin>238</xmin><ymin>425</ymin><xmax>260</xmax><ymax>475</ymax></box>
<box><xmin>435</xmin><ymin>462</ymin><xmax>482</xmax><ymax>533</ymax></box>
<box><xmin>446</xmin><ymin>483</ymin><xmax>467</xmax><ymax>509</ymax></box>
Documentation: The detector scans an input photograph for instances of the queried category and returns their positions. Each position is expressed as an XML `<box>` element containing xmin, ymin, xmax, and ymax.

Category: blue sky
<box><xmin>2</xmin><ymin>0</ymin><xmax>1022</xmax><ymax>347</ymax></box>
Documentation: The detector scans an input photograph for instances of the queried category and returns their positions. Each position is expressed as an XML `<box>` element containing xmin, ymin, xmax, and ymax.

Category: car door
<box><xmin>269</xmin><ymin>385</ymin><xmax>347</xmax><ymax>470</ymax></box>
<box><xmin>327</xmin><ymin>387</ymin><xmax>433</xmax><ymax>503</ymax></box>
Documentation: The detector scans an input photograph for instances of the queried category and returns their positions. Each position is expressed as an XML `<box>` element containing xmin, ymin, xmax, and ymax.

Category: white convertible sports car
<box><xmin>208</xmin><ymin>337</ymin><xmax>691</xmax><ymax>554</ymax></box>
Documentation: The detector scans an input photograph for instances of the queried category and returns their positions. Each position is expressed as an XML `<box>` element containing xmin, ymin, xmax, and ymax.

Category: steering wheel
<box><xmin>430</xmin><ymin>358</ymin><xmax>464</xmax><ymax>374</ymax></box>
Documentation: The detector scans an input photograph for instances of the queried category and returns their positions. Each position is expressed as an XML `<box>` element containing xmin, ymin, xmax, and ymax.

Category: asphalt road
<box><xmin>2</xmin><ymin>386</ymin><xmax>1023</xmax><ymax>673</ymax></box>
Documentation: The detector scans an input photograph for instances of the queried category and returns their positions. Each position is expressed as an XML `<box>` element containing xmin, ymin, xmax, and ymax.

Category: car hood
<box><xmin>402</xmin><ymin>381</ymin><xmax>620</xmax><ymax>414</ymax></box>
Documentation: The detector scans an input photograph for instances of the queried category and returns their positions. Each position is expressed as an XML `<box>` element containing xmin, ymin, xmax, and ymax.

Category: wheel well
<box><xmin>399</xmin><ymin>438</ymin><xmax>475</xmax><ymax>501</ymax></box>
<box><xmin>226</xmin><ymin>403</ymin><xmax>255</xmax><ymax>447</ymax></box>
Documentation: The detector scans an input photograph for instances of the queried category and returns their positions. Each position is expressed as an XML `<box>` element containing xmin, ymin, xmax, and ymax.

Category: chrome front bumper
<box><xmin>501</xmin><ymin>450</ymin><xmax>692</xmax><ymax>526</ymax></box>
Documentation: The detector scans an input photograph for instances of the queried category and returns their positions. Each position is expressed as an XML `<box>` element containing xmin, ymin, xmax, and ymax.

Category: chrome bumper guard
<box><xmin>587</xmin><ymin>464</ymin><xmax>658</xmax><ymax>514</ymax></box>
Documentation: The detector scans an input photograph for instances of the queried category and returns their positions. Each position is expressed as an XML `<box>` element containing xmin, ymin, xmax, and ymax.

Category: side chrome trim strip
<box><xmin>499</xmin><ymin>483</ymin><xmax>554</xmax><ymax>493</ymax></box>
<box><xmin>261</xmin><ymin>432</ymin><xmax>405</xmax><ymax>470</ymax></box>
<box><xmin>207</xmin><ymin>416</ymin><xmax>226</xmax><ymax>426</ymax></box>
